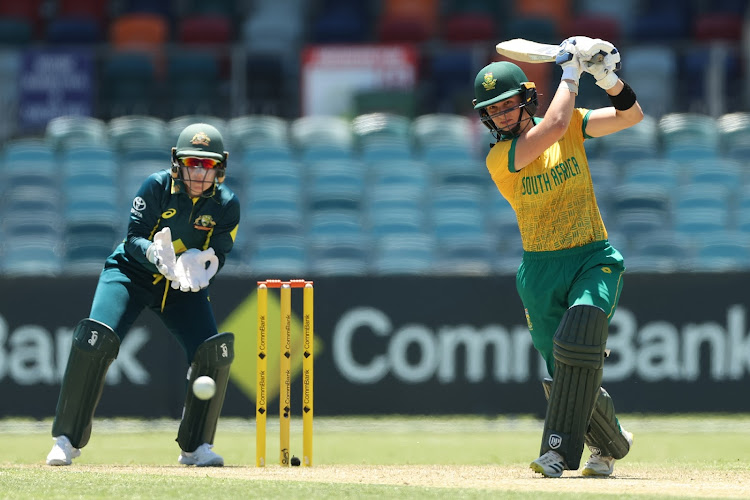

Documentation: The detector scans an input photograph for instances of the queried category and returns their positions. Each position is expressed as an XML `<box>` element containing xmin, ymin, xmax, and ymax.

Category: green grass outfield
<box><xmin>2</xmin><ymin>415</ymin><xmax>750</xmax><ymax>499</ymax></box>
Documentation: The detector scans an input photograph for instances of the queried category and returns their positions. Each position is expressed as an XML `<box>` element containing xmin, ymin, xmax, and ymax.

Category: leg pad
<box><xmin>177</xmin><ymin>332</ymin><xmax>234</xmax><ymax>452</ymax></box>
<box><xmin>542</xmin><ymin>379</ymin><xmax>631</xmax><ymax>460</ymax></box>
<box><xmin>540</xmin><ymin>305</ymin><xmax>608</xmax><ymax>470</ymax></box>
<box><xmin>52</xmin><ymin>319</ymin><xmax>120</xmax><ymax>448</ymax></box>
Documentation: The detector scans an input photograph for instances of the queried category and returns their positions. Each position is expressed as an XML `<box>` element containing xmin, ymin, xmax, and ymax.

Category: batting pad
<box><xmin>585</xmin><ymin>386</ymin><xmax>631</xmax><ymax>459</ymax></box>
<box><xmin>542</xmin><ymin>379</ymin><xmax>631</xmax><ymax>460</ymax></box>
<box><xmin>52</xmin><ymin>319</ymin><xmax>120</xmax><ymax>449</ymax></box>
<box><xmin>177</xmin><ymin>332</ymin><xmax>234</xmax><ymax>452</ymax></box>
<box><xmin>540</xmin><ymin>305</ymin><xmax>608</xmax><ymax>470</ymax></box>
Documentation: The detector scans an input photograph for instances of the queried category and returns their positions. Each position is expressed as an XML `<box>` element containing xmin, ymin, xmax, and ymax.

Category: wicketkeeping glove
<box><xmin>171</xmin><ymin>248</ymin><xmax>219</xmax><ymax>293</ymax></box>
<box><xmin>145</xmin><ymin>227</ymin><xmax>178</xmax><ymax>281</ymax></box>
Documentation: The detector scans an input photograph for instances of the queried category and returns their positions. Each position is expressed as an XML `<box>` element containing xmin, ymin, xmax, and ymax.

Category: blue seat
<box><xmin>63</xmin><ymin>233</ymin><xmax>117</xmax><ymax>275</ymax></box>
<box><xmin>630</xmin><ymin>231</ymin><xmax>693</xmax><ymax>262</ymax></box>
<box><xmin>432</xmin><ymin>207</ymin><xmax>487</xmax><ymax>240</ymax></box>
<box><xmin>4</xmin><ymin>185</ymin><xmax>62</xmax><ymax>218</ymax></box>
<box><xmin>367</xmin><ymin>184</ymin><xmax>427</xmax><ymax>214</ymax></box>
<box><xmin>622</xmin><ymin>48</ymin><xmax>678</xmax><ymax>118</ymax></box>
<box><xmin>369</xmin><ymin>207</ymin><xmax>427</xmax><ymax>237</ymax></box>
<box><xmin>432</xmin><ymin>158</ymin><xmax>487</xmax><ymax>187</ymax></box>
<box><xmin>352</xmin><ymin>113</ymin><xmax>411</xmax><ymax>145</ymax></box>
<box><xmin>244</xmin><ymin>188</ymin><xmax>304</xmax><ymax>236</ymax></box>
<box><xmin>411</xmin><ymin>114</ymin><xmax>472</xmax><ymax>150</ymax></box>
<box><xmin>307</xmin><ymin>211</ymin><xmax>364</xmax><ymax>238</ymax></box>
<box><xmin>691</xmin><ymin>231</ymin><xmax>750</xmax><ymax>271</ymax></box>
<box><xmin>685</xmin><ymin>159</ymin><xmax>743</xmax><ymax>187</ymax></box>
<box><xmin>248</xmin><ymin>235</ymin><xmax>308</xmax><ymax>276</ymax></box>
<box><xmin>307</xmin><ymin>161</ymin><xmax>366</xmax><ymax>212</ymax></box>
<box><xmin>610</xmin><ymin>183</ymin><xmax>671</xmax><ymax>236</ymax></box>
<box><xmin>108</xmin><ymin>115</ymin><xmax>168</xmax><ymax>152</ymax></box>
<box><xmin>242</xmin><ymin>144</ymin><xmax>296</xmax><ymax>165</ymax></box>
<box><xmin>430</xmin><ymin>185</ymin><xmax>486</xmax><ymax>213</ymax></box>
<box><xmin>435</xmin><ymin>233</ymin><xmax>499</xmax><ymax>275</ymax></box>
<box><xmin>45</xmin><ymin>116</ymin><xmax>108</xmax><ymax>150</ymax></box>
<box><xmin>596</xmin><ymin>115</ymin><xmax>660</xmax><ymax>163</ymax></box>
<box><xmin>309</xmin><ymin>233</ymin><xmax>371</xmax><ymax>275</ymax></box>
<box><xmin>2</xmin><ymin>212</ymin><xmax>62</xmax><ymax>240</ymax></box>
<box><xmin>659</xmin><ymin>113</ymin><xmax>719</xmax><ymax>149</ymax></box>
<box><xmin>370</xmin><ymin>160</ymin><xmax>430</xmax><ymax>189</ymax></box>
<box><xmin>622</xmin><ymin>159</ymin><xmax>681</xmax><ymax>190</ymax></box>
<box><xmin>361</xmin><ymin>139</ymin><xmax>413</xmax><ymax>163</ymax></box>
<box><xmin>65</xmin><ymin>185</ymin><xmax>122</xmax><ymax>230</ymax></box>
<box><xmin>245</xmin><ymin>160</ymin><xmax>303</xmax><ymax>194</ymax></box>
<box><xmin>291</xmin><ymin>115</ymin><xmax>353</xmax><ymax>151</ymax></box>
<box><xmin>228</xmin><ymin>115</ymin><xmax>289</xmax><ymax>151</ymax></box>
<box><xmin>1</xmin><ymin>236</ymin><xmax>63</xmax><ymax>277</ymax></box>
<box><xmin>372</xmin><ymin>234</ymin><xmax>436</xmax><ymax>275</ymax></box>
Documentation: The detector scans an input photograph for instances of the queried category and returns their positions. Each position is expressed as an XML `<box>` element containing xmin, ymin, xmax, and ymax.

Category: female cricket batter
<box><xmin>473</xmin><ymin>37</ymin><xmax>643</xmax><ymax>477</ymax></box>
<box><xmin>46</xmin><ymin>123</ymin><xmax>240</xmax><ymax>467</ymax></box>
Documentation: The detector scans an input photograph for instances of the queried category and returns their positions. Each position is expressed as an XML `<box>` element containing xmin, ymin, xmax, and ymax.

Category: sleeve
<box><xmin>209</xmin><ymin>194</ymin><xmax>241</xmax><ymax>274</ymax></box>
<box><xmin>124</xmin><ymin>173</ymin><xmax>167</xmax><ymax>269</ymax></box>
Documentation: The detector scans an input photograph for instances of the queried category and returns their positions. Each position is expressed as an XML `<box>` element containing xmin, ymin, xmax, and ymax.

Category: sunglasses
<box><xmin>179</xmin><ymin>157</ymin><xmax>222</xmax><ymax>169</ymax></box>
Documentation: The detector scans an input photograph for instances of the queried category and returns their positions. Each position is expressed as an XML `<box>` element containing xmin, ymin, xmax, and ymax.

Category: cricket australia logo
<box><xmin>482</xmin><ymin>72</ymin><xmax>497</xmax><ymax>91</ymax></box>
<box><xmin>548</xmin><ymin>434</ymin><xmax>562</xmax><ymax>449</ymax></box>
<box><xmin>220</xmin><ymin>343</ymin><xmax>229</xmax><ymax>358</ymax></box>
<box><xmin>88</xmin><ymin>331</ymin><xmax>99</xmax><ymax>346</ymax></box>
<box><xmin>193</xmin><ymin>214</ymin><xmax>216</xmax><ymax>231</ymax></box>
<box><xmin>191</xmin><ymin>132</ymin><xmax>210</xmax><ymax>146</ymax></box>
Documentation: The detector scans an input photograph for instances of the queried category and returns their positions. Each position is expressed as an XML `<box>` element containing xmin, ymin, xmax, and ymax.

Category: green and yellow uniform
<box><xmin>486</xmin><ymin>109</ymin><xmax>624</xmax><ymax>375</ymax></box>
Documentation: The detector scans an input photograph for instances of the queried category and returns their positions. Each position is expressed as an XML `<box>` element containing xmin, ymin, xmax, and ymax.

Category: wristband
<box><xmin>608</xmin><ymin>81</ymin><xmax>637</xmax><ymax>110</ymax></box>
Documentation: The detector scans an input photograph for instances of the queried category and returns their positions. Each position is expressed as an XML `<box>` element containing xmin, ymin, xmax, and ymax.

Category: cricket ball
<box><xmin>192</xmin><ymin>376</ymin><xmax>216</xmax><ymax>400</ymax></box>
<box><xmin>291</xmin><ymin>456</ymin><xmax>301</xmax><ymax>466</ymax></box>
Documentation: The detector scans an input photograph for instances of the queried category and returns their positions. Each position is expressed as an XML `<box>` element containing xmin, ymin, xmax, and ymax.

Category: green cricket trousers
<box><xmin>516</xmin><ymin>239</ymin><xmax>625</xmax><ymax>376</ymax></box>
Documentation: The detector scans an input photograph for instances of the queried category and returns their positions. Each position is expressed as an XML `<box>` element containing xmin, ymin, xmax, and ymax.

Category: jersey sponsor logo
<box><xmin>132</xmin><ymin>197</ymin><xmax>146</xmax><ymax>211</ymax></box>
<box><xmin>548</xmin><ymin>434</ymin><xmax>562</xmax><ymax>449</ymax></box>
<box><xmin>162</xmin><ymin>208</ymin><xmax>177</xmax><ymax>219</ymax></box>
<box><xmin>193</xmin><ymin>214</ymin><xmax>216</xmax><ymax>231</ymax></box>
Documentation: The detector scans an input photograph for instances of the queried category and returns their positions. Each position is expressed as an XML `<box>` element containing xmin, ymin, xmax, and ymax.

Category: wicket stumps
<box><xmin>256</xmin><ymin>279</ymin><xmax>314</xmax><ymax>467</ymax></box>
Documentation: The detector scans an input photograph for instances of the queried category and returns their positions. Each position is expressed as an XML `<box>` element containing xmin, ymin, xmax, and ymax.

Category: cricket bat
<box><xmin>496</xmin><ymin>38</ymin><xmax>605</xmax><ymax>64</ymax></box>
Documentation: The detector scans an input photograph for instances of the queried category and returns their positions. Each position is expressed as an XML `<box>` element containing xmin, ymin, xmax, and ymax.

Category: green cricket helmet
<box><xmin>171</xmin><ymin>123</ymin><xmax>228</xmax><ymax>186</ymax></box>
<box><xmin>472</xmin><ymin>61</ymin><xmax>538</xmax><ymax>138</ymax></box>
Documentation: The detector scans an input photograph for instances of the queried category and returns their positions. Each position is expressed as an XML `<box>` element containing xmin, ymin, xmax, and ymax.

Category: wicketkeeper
<box><xmin>46</xmin><ymin>123</ymin><xmax>241</xmax><ymax>467</ymax></box>
<box><xmin>472</xmin><ymin>36</ymin><xmax>642</xmax><ymax>477</ymax></box>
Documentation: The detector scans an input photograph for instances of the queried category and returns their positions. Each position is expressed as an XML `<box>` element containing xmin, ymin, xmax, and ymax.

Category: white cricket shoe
<box><xmin>530</xmin><ymin>450</ymin><xmax>567</xmax><ymax>478</ymax></box>
<box><xmin>582</xmin><ymin>429</ymin><xmax>634</xmax><ymax>477</ymax></box>
<box><xmin>178</xmin><ymin>443</ymin><xmax>224</xmax><ymax>467</ymax></box>
<box><xmin>46</xmin><ymin>435</ymin><xmax>81</xmax><ymax>466</ymax></box>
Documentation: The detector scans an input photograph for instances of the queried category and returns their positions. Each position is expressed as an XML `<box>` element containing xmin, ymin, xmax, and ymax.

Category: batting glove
<box><xmin>583</xmin><ymin>50</ymin><xmax>621</xmax><ymax>90</ymax></box>
<box><xmin>146</xmin><ymin>227</ymin><xmax>178</xmax><ymax>281</ymax></box>
<box><xmin>556</xmin><ymin>38</ymin><xmax>583</xmax><ymax>94</ymax></box>
<box><xmin>568</xmin><ymin>36</ymin><xmax>618</xmax><ymax>64</ymax></box>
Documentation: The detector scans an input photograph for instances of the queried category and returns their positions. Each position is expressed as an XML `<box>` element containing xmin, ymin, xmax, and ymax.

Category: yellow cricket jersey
<box><xmin>486</xmin><ymin>108</ymin><xmax>608</xmax><ymax>252</ymax></box>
